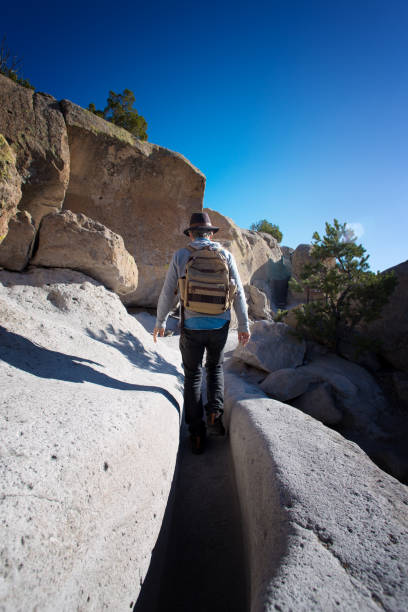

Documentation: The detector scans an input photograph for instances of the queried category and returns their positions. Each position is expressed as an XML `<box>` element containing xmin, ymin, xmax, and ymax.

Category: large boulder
<box><xmin>60</xmin><ymin>99</ymin><xmax>205</xmax><ymax>306</ymax></box>
<box><xmin>290</xmin><ymin>382</ymin><xmax>344</xmax><ymax>425</ymax></box>
<box><xmin>31</xmin><ymin>210</ymin><xmax>138</xmax><ymax>295</ymax></box>
<box><xmin>361</xmin><ymin>260</ymin><xmax>408</xmax><ymax>373</ymax></box>
<box><xmin>0</xmin><ymin>210</ymin><xmax>36</xmax><ymax>270</ymax></box>
<box><xmin>223</xmin><ymin>370</ymin><xmax>408</xmax><ymax>611</ymax></box>
<box><xmin>244</xmin><ymin>284</ymin><xmax>272</xmax><ymax>320</ymax></box>
<box><xmin>260</xmin><ymin>367</ymin><xmax>317</xmax><ymax>400</ymax></box>
<box><xmin>203</xmin><ymin>208</ymin><xmax>282</xmax><ymax>287</ymax></box>
<box><xmin>0</xmin><ymin>75</ymin><xmax>70</xmax><ymax>231</ymax></box>
<box><xmin>233</xmin><ymin>320</ymin><xmax>306</xmax><ymax>373</ymax></box>
<box><xmin>298</xmin><ymin>353</ymin><xmax>387</xmax><ymax>437</ymax></box>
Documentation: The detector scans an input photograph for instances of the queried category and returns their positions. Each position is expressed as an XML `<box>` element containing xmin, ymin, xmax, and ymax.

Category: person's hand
<box><xmin>153</xmin><ymin>327</ymin><xmax>165</xmax><ymax>343</ymax></box>
<box><xmin>238</xmin><ymin>332</ymin><xmax>250</xmax><ymax>346</ymax></box>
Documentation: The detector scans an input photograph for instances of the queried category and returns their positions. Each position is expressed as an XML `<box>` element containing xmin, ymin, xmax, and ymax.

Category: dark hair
<box><xmin>190</xmin><ymin>229</ymin><xmax>213</xmax><ymax>239</ymax></box>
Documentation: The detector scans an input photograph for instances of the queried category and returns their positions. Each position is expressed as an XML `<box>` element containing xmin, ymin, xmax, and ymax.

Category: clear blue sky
<box><xmin>4</xmin><ymin>0</ymin><xmax>407</xmax><ymax>271</ymax></box>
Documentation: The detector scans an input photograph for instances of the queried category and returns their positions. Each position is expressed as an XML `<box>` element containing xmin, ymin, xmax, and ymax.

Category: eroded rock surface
<box><xmin>203</xmin><ymin>208</ymin><xmax>282</xmax><ymax>287</ymax></box>
<box><xmin>224</xmin><ymin>369</ymin><xmax>408</xmax><ymax>612</ymax></box>
<box><xmin>0</xmin><ymin>134</ymin><xmax>22</xmax><ymax>241</ymax></box>
<box><xmin>233</xmin><ymin>320</ymin><xmax>306</xmax><ymax>373</ymax></box>
<box><xmin>31</xmin><ymin>210</ymin><xmax>138</xmax><ymax>294</ymax></box>
<box><xmin>60</xmin><ymin>99</ymin><xmax>205</xmax><ymax>306</ymax></box>
<box><xmin>0</xmin><ymin>210</ymin><xmax>36</xmax><ymax>270</ymax></box>
<box><xmin>0</xmin><ymin>75</ymin><xmax>70</xmax><ymax>228</ymax></box>
<box><xmin>244</xmin><ymin>284</ymin><xmax>272</xmax><ymax>321</ymax></box>
<box><xmin>0</xmin><ymin>267</ymin><xmax>182</xmax><ymax>611</ymax></box>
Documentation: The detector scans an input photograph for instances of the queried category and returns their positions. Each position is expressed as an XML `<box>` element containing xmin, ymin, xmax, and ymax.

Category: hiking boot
<box><xmin>206</xmin><ymin>411</ymin><xmax>226</xmax><ymax>436</ymax></box>
<box><xmin>190</xmin><ymin>432</ymin><xmax>206</xmax><ymax>455</ymax></box>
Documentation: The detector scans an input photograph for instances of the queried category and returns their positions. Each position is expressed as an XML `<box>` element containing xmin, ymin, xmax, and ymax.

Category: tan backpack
<box><xmin>178</xmin><ymin>246</ymin><xmax>237</xmax><ymax>315</ymax></box>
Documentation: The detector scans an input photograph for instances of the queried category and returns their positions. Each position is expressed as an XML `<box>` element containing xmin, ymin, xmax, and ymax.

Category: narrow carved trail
<box><xmin>156</xmin><ymin>424</ymin><xmax>248</xmax><ymax>612</ymax></box>
<box><xmin>133</xmin><ymin>331</ymin><xmax>248</xmax><ymax>612</ymax></box>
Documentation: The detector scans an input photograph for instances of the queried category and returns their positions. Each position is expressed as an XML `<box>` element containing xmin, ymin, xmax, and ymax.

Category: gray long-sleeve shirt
<box><xmin>155</xmin><ymin>238</ymin><xmax>250</xmax><ymax>333</ymax></box>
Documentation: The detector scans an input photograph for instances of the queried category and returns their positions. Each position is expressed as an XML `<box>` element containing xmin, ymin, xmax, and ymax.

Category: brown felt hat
<box><xmin>183</xmin><ymin>212</ymin><xmax>219</xmax><ymax>236</ymax></box>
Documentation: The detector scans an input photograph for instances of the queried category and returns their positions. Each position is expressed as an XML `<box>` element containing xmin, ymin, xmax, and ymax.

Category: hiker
<box><xmin>153</xmin><ymin>212</ymin><xmax>250</xmax><ymax>454</ymax></box>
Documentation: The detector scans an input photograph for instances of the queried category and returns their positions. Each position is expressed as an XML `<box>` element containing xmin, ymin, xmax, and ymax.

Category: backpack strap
<box><xmin>180</xmin><ymin>245</ymin><xmax>196</xmax><ymax>331</ymax></box>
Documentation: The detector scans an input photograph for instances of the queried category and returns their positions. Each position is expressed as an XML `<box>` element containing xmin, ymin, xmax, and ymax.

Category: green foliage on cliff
<box><xmin>0</xmin><ymin>36</ymin><xmax>34</xmax><ymax>90</ymax></box>
<box><xmin>250</xmin><ymin>219</ymin><xmax>283</xmax><ymax>243</ymax></box>
<box><xmin>88</xmin><ymin>89</ymin><xmax>148</xmax><ymax>140</ymax></box>
<box><xmin>0</xmin><ymin>134</ymin><xmax>14</xmax><ymax>181</ymax></box>
<box><xmin>293</xmin><ymin>219</ymin><xmax>398</xmax><ymax>353</ymax></box>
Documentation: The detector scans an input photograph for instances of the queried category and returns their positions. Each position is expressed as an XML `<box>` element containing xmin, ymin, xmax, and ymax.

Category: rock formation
<box><xmin>60</xmin><ymin>99</ymin><xmax>206</xmax><ymax>306</ymax></box>
<box><xmin>2</xmin><ymin>72</ymin><xmax>408</xmax><ymax>612</ymax></box>
<box><xmin>0</xmin><ymin>210</ymin><xmax>35</xmax><ymax>270</ymax></box>
<box><xmin>0</xmin><ymin>76</ymin><xmax>205</xmax><ymax>305</ymax></box>
<box><xmin>31</xmin><ymin>210</ymin><xmax>138</xmax><ymax>294</ymax></box>
<box><xmin>0</xmin><ymin>74</ymin><xmax>70</xmax><ymax>235</ymax></box>
<box><xmin>231</xmin><ymin>320</ymin><xmax>408</xmax><ymax>483</ymax></box>
<box><xmin>0</xmin><ymin>267</ymin><xmax>182</xmax><ymax>610</ymax></box>
<box><xmin>203</xmin><ymin>207</ymin><xmax>282</xmax><ymax>287</ymax></box>
<box><xmin>223</xmin><ymin>368</ymin><xmax>408</xmax><ymax>612</ymax></box>
<box><xmin>0</xmin><ymin>134</ymin><xmax>22</xmax><ymax>241</ymax></box>
<box><xmin>233</xmin><ymin>320</ymin><xmax>306</xmax><ymax>372</ymax></box>
<box><xmin>244</xmin><ymin>284</ymin><xmax>272</xmax><ymax>320</ymax></box>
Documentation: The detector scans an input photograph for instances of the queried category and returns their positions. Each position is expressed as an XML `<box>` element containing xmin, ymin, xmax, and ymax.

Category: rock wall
<box><xmin>0</xmin><ymin>74</ymin><xmax>70</xmax><ymax>228</ymax></box>
<box><xmin>60</xmin><ymin>100</ymin><xmax>206</xmax><ymax>306</ymax></box>
<box><xmin>0</xmin><ymin>76</ymin><xmax>206</xmax><ymax>305</ymax></box>
<box><xmin>223</xmin><ymin>368</ymin><xmax>408</xmax><ymax>612</ymax></box>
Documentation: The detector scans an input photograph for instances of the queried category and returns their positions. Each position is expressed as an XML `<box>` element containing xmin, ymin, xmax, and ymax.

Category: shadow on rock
<box><xmin>86</xmin><ymin>325</ymin><xmax>183</xmax><ymax>383</ymax></box>
<box><xmin>0</xmin><ymin>326</ymin><xmax>180</xmax><ymax>413</ymax></box>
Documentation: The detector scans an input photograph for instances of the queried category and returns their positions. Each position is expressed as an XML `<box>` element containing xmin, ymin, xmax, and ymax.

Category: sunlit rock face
<box><xmin>32</xmin><ymin>210</ymin><xmax>138</xmax><ymax>295</ymax></box>
<box><xmin>60</xmin><ymin>99</ymin><xmax>206</xmax><ymax>307</ymax></box>
<box><xmin>203</xmin><ymin>207</ymin><xmax>282</xmax><ymax>286</ymax></box>
<box><xmin>0</xmin><ymin>134</ymin><xmax>22</xmax><ymax>242</ymax></box>
<box><xmin>0</xmin><ymin>74</ymin><xmax>70</xmax><ymax>231</ymax></box>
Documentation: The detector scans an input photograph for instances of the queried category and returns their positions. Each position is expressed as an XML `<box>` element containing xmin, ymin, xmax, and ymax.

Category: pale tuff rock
<box><xmin>290</xmin><ymin>382</ymin><xmax>343</xmax><ymax>425</ymax></box>
<box><xmin>233</xmin><ymin>320</ymin><xmax>306</xmax><ymax>372</ymax></box>
<box><xmin>31</xmin><ymin>210</ymin><xmax>138</xmax><ymax>294</ymax></box>
<box><xmin>0</xmin><ymin>267</ymin><xmax>182</xmax><ymax>611</ymax></box>
<box><xmin>203</xmin><ymin>207</ymin><xmax>282</xmax><ymax>286</ymax></box>
<box><xmin>301</xmin><ymin>354</ymin><xmax>387</xmax><ymax>436</ymax></box>
<box><xmin>244</xmin><ymin>284</ymin><xmax>272</xmax><ymax>320</ymax></box>
<box><xmin>260</xmin><ymin>367</ymin><xmax>317</xmax><ymax>401</ymax></box>
<box><xmin>0</xmin><ymin>74</ymin><xmax>70</xmax><ymax>228</ymax></box>
<box><xmin>0</xmin><ymin>134</ymin><xmax>22</xmax><ymax>241</ymax></box>
<box><xmin>223</xmin><ymin>370</ymin><xmax>408</xmax><ymax>612</ymax></box>
<box><xmin>60</xmin><ymin>99</ymin><xmax>206</xmax><ymax>307</ymax></box>
<box><xmin>251</xmin><ymin>279</ymin><xmax>275</xmax><ymax>311</ymax></box>
<box><xmin>0</xmin><ymin>210</ymin><xmax>36</xmax><ymax>270</ymax></box>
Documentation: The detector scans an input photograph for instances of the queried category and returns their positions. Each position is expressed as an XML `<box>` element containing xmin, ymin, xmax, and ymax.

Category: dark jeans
<box><xmin>179</xmin><ymin>322</ymin><xmax>229</xmax><ymax>434</ymax></box>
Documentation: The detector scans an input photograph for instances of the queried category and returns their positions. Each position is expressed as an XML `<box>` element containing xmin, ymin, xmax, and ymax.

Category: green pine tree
<box><xmin>250</xmin><ymin>219</ymin><xmax>283</xmax><ymax>243</ymax></box>
<box><xmin>88</xmin><ymin>89</ymin><xmax>148</xmax><ymax>140</ymax></box>
<box><xmin>293</xmin><ymin>219</ymin><xmax>397</xmax><ymax>353</ymax></box>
